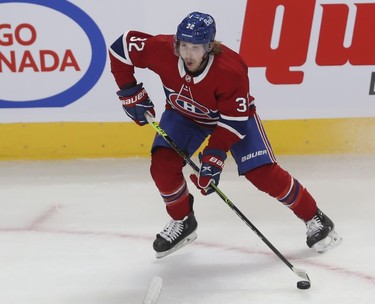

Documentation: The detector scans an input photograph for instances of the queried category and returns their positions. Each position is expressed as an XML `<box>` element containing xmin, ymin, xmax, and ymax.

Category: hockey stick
<box><xmin>143</xmin><ymin>276</ymin><xmax>163</xmax><ymax>304</ymax></box>
<box><xmin>144</xmin><ymin>111</ymin><xmax>311</xmax><ymax>289</ymax></box>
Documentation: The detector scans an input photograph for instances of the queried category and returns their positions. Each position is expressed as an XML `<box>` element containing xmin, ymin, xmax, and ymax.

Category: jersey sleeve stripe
<box><xmin>109</xmin><ymin>47</ymin><xmax>133</xmax><ymax>65</ymax></box>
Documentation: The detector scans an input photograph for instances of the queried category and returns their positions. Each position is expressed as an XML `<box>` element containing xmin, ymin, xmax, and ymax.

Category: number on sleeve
<box><xmin>129</xmin><ymin>36</ymin><xmax>147</xmax><ymax>52</ymax></box>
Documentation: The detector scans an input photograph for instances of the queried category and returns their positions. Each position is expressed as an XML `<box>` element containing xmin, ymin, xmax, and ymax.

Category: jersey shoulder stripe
<box><xmin>109</xmin><ymin>30</ymin><xmax>133</xmax><ymax>65</ymax></box>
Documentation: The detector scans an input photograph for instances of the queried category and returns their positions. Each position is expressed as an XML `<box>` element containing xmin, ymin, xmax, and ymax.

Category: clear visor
<box><xmin>174</xmin><ymin>38</ymin><xmax>211</xmax><ymax>56</ymax></box>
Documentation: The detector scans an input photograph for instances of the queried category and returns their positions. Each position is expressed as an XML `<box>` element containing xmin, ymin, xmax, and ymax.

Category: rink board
<box><xmin>1</xmin><ymin>117</ymin><xmax>374</xmax><ymax>160</ymax></box>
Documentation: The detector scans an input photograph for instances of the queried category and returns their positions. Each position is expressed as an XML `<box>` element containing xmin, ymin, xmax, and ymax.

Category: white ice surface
<box><xmin>0</xmin><ymin>155</ymin><xmax>374</xmax><ymax>303</ymax></box>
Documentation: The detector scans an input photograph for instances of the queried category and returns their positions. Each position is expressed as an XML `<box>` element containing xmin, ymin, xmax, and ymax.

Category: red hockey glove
<box><xmin>117</xmin><ymin>83</ymin><xmax>155</xmax><ymax>126</ymax></box>
<box><xmin>190</xmin><ymin>149</ymin><xmax>227</xmax><ymax>195</ymax></box>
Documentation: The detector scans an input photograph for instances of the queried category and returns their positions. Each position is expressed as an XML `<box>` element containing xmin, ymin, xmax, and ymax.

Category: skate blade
<box><xmin>155</xmin><ymin>231</ymin><xmax>197</xmax><ymax>259</ymax></box>
<box><xmin>313</xmin><ymin>229</ymin><xmax>343</xmax><ymax>253</ymax></box>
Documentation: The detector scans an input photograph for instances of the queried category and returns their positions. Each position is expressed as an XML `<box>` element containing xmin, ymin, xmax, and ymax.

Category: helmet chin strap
<box><xmin>199</xmin><ymin>52</ymin><xmax>210</xmax><ymax>68</ymax></box>
<box><xmin>204</xmin><ymin>42</ymin><xmax>213</xmax><ymax>53</ymax></box>
<box><xmin>198</xmin><ymin>43</ymin><xmax>212</xmax><ymax>69</ymax></box>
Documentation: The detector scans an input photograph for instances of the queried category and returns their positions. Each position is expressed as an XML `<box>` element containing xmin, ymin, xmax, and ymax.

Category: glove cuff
<box><xmin>117</xmin><ymin>82</ymin><xmax>144</xmax><ymax>97</ymax></box>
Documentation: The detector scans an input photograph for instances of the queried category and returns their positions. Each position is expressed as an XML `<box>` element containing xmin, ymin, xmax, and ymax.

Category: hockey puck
<box><xmin>297</xmin><ymin>280</ymin><xmax>311</xmax><ymax>289</ymax></box>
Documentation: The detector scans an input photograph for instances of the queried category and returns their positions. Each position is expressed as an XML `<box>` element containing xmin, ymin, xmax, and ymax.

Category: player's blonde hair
<box><xmin>210</xmin><ymin>40</ymin><xmax>222</xmax><ymax>55</ymax></box>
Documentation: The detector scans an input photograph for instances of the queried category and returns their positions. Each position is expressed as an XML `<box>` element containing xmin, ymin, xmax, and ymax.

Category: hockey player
<box><xmin>109</xmin><ymin>12</ymin><xmax>342</xmax><ymax>258</ymax></box>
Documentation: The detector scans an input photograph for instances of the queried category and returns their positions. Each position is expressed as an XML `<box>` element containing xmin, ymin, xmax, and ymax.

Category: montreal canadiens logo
<box><xmin>0</xmin><ymin>0</ymin><xmax>106</xmax><ymax>108</ymax></box>
<box><xmin>168</xmin><ymin>92</ymin><xmax>211</xmax><ymax>119</ymax></box>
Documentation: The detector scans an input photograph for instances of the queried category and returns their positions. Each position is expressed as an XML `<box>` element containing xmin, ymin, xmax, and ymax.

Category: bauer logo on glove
<box><xmin>116</xmin><ymin>83</ymin><xmax>155</xmax><ymax>126</ymax></box>
<box><xmin>205</xmin><ymin>156</ymin><xmax>224</xmax><ymax>169</ymax></box>
<box><xmin>120</xmin><ymin>88</ymin><xmax>148</xmax><ymax>106</ymax></box>
<box><xmin>190</xmin><ymin>149</ymin><xmax>227</xmax><ymax>195</ymax></box>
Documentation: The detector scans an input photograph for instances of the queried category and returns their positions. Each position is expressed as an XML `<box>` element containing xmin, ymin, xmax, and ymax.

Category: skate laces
<box><xmin>159</xmin><ymin>219</ymin><xmax>184</xmax><ymax>243</ymax></box>
<box><xmin>306</xmin><ymin>215</ymin><xmax>324</xmax><ymax>237</ymax></box>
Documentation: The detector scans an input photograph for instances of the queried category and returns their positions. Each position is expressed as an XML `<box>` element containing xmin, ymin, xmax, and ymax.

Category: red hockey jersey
<box><xmin>109</xmin><ymin>31</ymin><xmax>255</xmax><ymax>152</ymax></box>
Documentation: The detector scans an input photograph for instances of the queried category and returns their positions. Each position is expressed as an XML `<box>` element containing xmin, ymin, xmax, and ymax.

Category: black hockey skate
<box><xmin>305</xmin><ymin>209</ymin><xmax>342</xmax><ymax>253</ymax></box>
<box><xmin>153</xmin><ymin>213</ymin><xmax>198</xmax><ymax>259</ymax></box>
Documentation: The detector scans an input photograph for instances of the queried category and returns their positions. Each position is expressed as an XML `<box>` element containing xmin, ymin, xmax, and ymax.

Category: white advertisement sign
<box><xmin>0</xmin><ymin>0</ymin><xmax>374</xmax><ymax>122</ymax></box>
